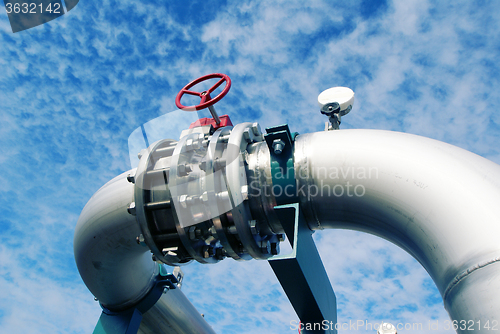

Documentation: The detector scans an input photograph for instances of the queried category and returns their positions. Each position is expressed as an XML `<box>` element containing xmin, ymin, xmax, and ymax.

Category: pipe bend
<box><xmin>294</xmin><ymin>129</ymin><xmax>500</xmax><ymax>323</ymax></box>
<box><xmin>74</xmin><ymin>169</ymin><xmax>158</xmax><ymax>310</ymax></box>
<box><xmin>74</xmin><ymin>170</ymin><xmax>217</xmax><ymax>333</ymax></box>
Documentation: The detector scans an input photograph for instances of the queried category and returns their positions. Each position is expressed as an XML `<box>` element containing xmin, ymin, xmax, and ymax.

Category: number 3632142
<box><xmin>5</xmin><ymin>2</ymin><xmax>62</xmax><ymax>14</ymax></box>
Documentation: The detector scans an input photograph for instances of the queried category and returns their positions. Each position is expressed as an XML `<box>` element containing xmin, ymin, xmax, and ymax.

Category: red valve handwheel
<box><xmin>175</xmin><ymin>73</ymin><xmax>231</xmax><ymax>111</ymax></box>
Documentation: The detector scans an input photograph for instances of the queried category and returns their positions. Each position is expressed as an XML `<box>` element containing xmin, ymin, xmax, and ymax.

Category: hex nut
<box><xmin>243</xmin><ymin>129</ymin><xmax>252</xmax><ymax>143</ymax></box>
<box><xmin>127</xmin><ymin>202</ymin><xmax>136</xmax><ymax>215</ymax></box>
<box><xmin>203</xmin><ymin>245</ymin><xmax>214</xmax><ymax>258</ymax></box>
<box><xmin>271</xmin><ymin>242</ymin><xmax>279</xmax><ymax>255</ymax></box>
<box><xmin>136</xmin><ymin>234</ymin><xmax>145</xmax><ymax>244</ymax></box>
<box><xmin>188</xmin><ymin>226</ymin><xmax>196</xmax><ymax>240</ymax></box>
<box><xmin>179</xmin><ymin>194</ymin><xmax>188</xmax><ymax>208</ymax></box>
<box><xmin>251</xmin><ymin>123</ymin><xmax>261</xmax><ymax>136</ymax></box>
<box><xmin>260</xmin><ymin>240</ymin><xmax>270</xmax><ymax>254</ymax></box>
<box><xmin>138</xmin><ymin>149</ymin><xmax>147</xmax><ymax>160</ymax></box>
<box><xmin>178</xmin><ymin>164</ymin><xmax>192</xmax><ymax>176</ymax></box>
<box><xmin>199</xmin><ymin>160</ymin><xmax>207</xmax><ymax>171</ymax></box>
<box><xmin>272</xmin><ymin>139</ymin><xmax>285</xmax><ymax>155</ymax></box>
<box><xmin>249</xmin><ymin>220</ymin><xmax>259</xmax><ymax>235</ymax></box>
<box><xmin>215</xmin><ymin>247</ymin><xmax>226</xmax><ymax>260</ymax></box>
<box><xmin>241</xmin><ymin>185</ymin><xmax>248</xmax><ymax>199</ymax></box>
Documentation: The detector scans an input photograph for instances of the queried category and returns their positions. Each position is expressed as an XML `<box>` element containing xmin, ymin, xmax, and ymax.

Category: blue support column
<box><xmin>269</xmin><ymin>203</ymin><xmax>337</xmax><ymax>334</ymax></box>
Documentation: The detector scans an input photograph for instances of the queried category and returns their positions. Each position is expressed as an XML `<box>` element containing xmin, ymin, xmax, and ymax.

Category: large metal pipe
<box><xmin>75</xmin><ymin>125</ymin><xmax>500</xmax><ymax>333</ymax></box>
<box><xmin>74</xmin><ymin>170</ymin><xmax>216</xmax><ymax>333</ymax></box>
<box><xmin>293</xmin><ymin>129</ymin><xmax>500</xmax><ymax>329</ymax></box>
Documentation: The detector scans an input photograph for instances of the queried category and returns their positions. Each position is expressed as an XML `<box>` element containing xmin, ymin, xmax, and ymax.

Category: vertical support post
<box><xmin>269</xmin><ymin>204</ymin><xmax>337</xmax><ymax>334</ymax></box>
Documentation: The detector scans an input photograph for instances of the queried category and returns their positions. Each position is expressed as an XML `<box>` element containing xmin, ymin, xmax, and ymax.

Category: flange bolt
<box><xmin>272</xmin><ymin>139</ymin><xmax>285</xmax><ymax>155</ymax></box>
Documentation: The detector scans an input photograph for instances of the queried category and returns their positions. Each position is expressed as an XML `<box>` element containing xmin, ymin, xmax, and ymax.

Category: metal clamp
<box><xmin>94</xmin><ymin>264</ymin><xmax>179</xmax><ymax>334</ymax></box>
<box><xmin>264</xmin><ymin>124</ymin><xmax>299</xmax><ymax>205</ymax></box>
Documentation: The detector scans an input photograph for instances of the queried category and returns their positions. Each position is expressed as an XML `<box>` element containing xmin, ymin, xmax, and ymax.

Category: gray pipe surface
<box><xmin>294</xmin><ymin>129</ymin><xmax>500</xmax><ymax>331</ymax></box>
<box><xmin>74</xmin><ymin>170</ymin><xmax>216</xmax><ymax>333</ymax></box>
<box><xmin>74</xmin><ymin>170</ymin><xmax>157</xmax><ymax>310</ymax></box>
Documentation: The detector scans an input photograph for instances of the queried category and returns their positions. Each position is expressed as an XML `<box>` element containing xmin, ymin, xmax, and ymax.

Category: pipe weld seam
<box><xmin>443</xmin><ymin>257</ymin><xmax>500</xmax><ymax>302</ymax></box>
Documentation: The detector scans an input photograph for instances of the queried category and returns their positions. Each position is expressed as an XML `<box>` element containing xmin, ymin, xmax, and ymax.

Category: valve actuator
<box><xmin>128</xmin><ymin>73</ymin><xmax>287</xmax><ymax>266</ymax></box>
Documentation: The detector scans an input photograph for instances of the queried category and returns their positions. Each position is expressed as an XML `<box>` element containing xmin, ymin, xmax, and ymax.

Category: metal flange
<box><xmin>133</xmin><ymin>121</ymin><xmax>287</xmax><ymax>266</ymax></box>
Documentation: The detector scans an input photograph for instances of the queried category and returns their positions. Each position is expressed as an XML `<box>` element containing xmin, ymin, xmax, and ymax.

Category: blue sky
<box><xmin>1</xmin><ymin>0</ymin><xmax>500</xmax><ymax>333</ymax></box>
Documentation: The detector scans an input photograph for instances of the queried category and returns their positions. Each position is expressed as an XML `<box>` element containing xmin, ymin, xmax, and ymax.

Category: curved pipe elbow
<box><xmin>294</xmin><ymin>130</ymin><xmax>500</xmax><ymax>322</ymax></box>
<box><xmin>74</xmin><ymin>170</ymin><xmax>158</xmax><ymax>310</ymax></box>
<box><xmin>74</xmin><ymin>170</ymin><xmax>217</xmax><ymax>333</ymax></box>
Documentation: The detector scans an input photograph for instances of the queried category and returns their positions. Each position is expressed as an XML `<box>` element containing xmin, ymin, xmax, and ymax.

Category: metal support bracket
<box><xmin>264</xmin><ymin>124</ymin><xmax>299</xmax><ymax>205</ymax></box>
<box><xmin>93</xmin><ymin>265</ymin><xmax>179</xmax><ymax>334</ymax></box>
<box><xmin>268</xmin><ymin>203</ymin><xmax>337</xmax><ymax>334</ymax></box>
